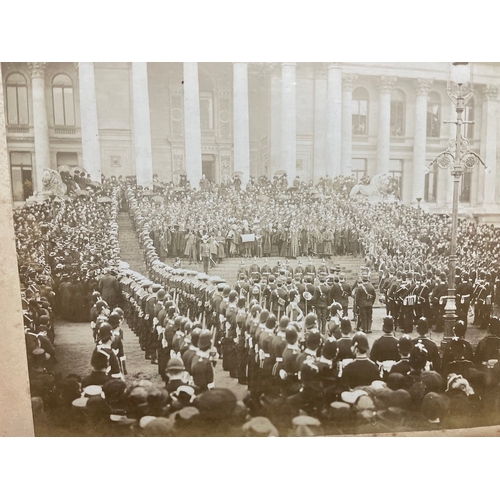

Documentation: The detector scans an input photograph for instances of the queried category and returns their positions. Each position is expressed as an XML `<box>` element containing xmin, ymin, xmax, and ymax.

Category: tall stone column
<box><xmin>28</xmin><ymin>63</ymin><xmax>51</xmax><ymax>193</ymax></box>
<box><xmin>341</xmin><ymin>73</ymin><xmax>357</xmax><ymax>176</ymax></box>
<box><xmin>482</xmin><ymin>85</ymin><xmax>499</xmax><ymax>206</ymax></box>
<box><xmin>281</xmin><ymin>62</ymin><xmax>296</xmax><ymax>183</ymax></box>
<box><xmin>412</xmin><ymin>79</ymin><xmax>431</xmax><ymax>203</ymax></box>
<box><xmin>313</xmin><ymin>68</ymin><xmax>327</xmax><ymax>182</ymax></box>
<box><xmin>233</xmin><ymin>62</ymin><xmax>250</xmax><ymax>188</ymax></box>
<box><xmin>377</xmin><ymin>76</ymin><xmax>396</xmax><ymax>175</ymax></box>
<box><xmin>131</xmin><ymin>62</ymin><xmax>153</xmax><ymax>188</ymax></box>
<box><xmin>0</xmin><ymin>64</ymin><xmax>34</xmax><ymax>436</ymax></box>
<box><xmin>183</xmin><ymin>62</ymin><xmax>203</xmax><ymax>187</ymax></box>
<box><xmin>78</xmin><ymin>62</ymin><xmax>102</xmax><ymax>182</ymax></box>
<box><xmin>326</xmin><ymin>63</ymin><xmax>342</xmax><ymax>178</ymax></box>
<box><xmin>270</xmin><ymin>74</ymin><xmax>281</xmax><ymax>175</ymax></box>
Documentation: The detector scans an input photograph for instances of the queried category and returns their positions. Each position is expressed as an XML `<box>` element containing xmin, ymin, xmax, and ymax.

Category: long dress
<box><xmin>184</xmin><ymin>233</ymin><xmax>197</xmax><ymax>262</ymax></box>
<box><xmin>262</xmin><ymin>229</ymin><xmax>272</xmax><ymax>256</ymax></box>
<box><xmin>289</xmin><ymin>230</ymin><xmax>299</xmax><ymax>258</ymax></box>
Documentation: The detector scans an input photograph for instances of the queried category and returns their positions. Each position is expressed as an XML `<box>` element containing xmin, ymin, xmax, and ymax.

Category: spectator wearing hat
<box><xmin>413</xmin><ymin>317</ymin><xmax>441</xmax><ymax>372</ymax></box>
<box><xmin>475</xmin><ymin>316</ymin><xmax>500</xmax><ymax>367</ymax></box>
<box><xmin>341</xmin><ymin>332</ymin><xmax>380</xmax><ymax>389</ymax></box>
<box><xmin>98</xmin><ymin>268</ymin><xmax>121</xmax><ymax>311</ymax></box>
<box><xmin>200</xmin><ymin>236</ymin><xmax>211</xmax><ymax>274</ymax></box>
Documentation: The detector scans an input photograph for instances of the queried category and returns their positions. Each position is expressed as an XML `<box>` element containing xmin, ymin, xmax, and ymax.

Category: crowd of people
<box><xmin>13</xmin><ymin>172</ymin><xmax>500</xmax><ymax>436</ymax></box>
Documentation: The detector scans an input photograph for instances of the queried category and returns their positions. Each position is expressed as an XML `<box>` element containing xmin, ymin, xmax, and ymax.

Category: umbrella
<box><xmin>152</xmin><ymin>195</ymin><xmax>164</xmax><ymax>203</ymax></box>
<box><xmin>140</xmin><ymin>191</ymin><xmax>154</xmax><ymax>197</ymax></box>
<box><xmin>57</xmin><ymin>165</ymin><xmax>72</xmax><ymax>173</ymax></box>
<box><xmin>233</xmin><ymin>171</ymin><xmax>244</xmax><ymax>177</ymax></box>
<box><xmin>97</xmin><ymin>196</ymin><xmax>112</xmax><ymax>203</ymax></box>
<box><xmin>258</xmin><ymin>194</ymin><xmax>269</xmax><ymax>202</ymax></box>
<box><xmin>275</xmin><ymin>170</ymin><xmax>287</xmax><ymax>176</ymax></box>
<box><xmin>75</xmin><ymin>189</ymin><xmax>90</xmax><ymax>197</ymax></box>
<box><xmin>89</xmin><ymin>181</ymin><xmax>101</xmax><ymax>188</ymax></box>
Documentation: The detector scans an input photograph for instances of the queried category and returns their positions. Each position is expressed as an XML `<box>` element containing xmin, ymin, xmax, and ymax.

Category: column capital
<box><xmin>377</xmin><ymin>75</ymin><xmax>397</xmax><ymax>93</ymax></box>
<box><xmin>414</xmin><ymin>78</ymin><xmax>433</xmax><ymax>96</ymax></box>
<box><xmin>281</xmin><ymin>62</ymin><xmax>296</xmax><ymax>68</ymax></box>
<box><xmin>483</xmin><ymin>85</ymin><xmax>499</xmax><ymax>101</ymax></box>
<box><xmin>327</xmin><ymin>62</ymin><xmax>341</xmax><ymax>70</ymax></box>
<box><xmin>342</xmin><ymin>73</ymin><xmax>358</xmax><ymax>91</ymax></box>
<box><xmin>27</xmin><ymin>62</ymin><xmax>47</xmax><ymax>79</ymax></box>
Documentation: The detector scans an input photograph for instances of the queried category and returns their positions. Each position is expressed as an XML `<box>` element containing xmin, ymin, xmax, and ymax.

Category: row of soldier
<box><xmin>114</xmin><ymin>263</ymin><xmax>500</xmax><ymax>428</ymax></box>
<box><xmin>379</xmin><ymin>268</ymin><xmax>496</xmax><ymax>333</ymax></box>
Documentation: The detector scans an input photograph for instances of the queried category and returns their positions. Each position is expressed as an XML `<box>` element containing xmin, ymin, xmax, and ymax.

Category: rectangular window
<box><xmin>460</xmin><ymin>171</ymin><xmax>472</xmax><ymax>203</ymax></box>
<box><xmin>424</xmin><ymin>162</ymin><xmax>437</xmax><ymax>202</ymax></box>
<box><xmin>200</xmin><ymin>94</ymin><xmax>213</xmax><ymax>130</ymax></box>
<box><xmin>389</xmin><ymin>159</ymin><xmax>403</xmax><ymax>197</ymax></box>
<box><xmin>7</xmin><ymin>86</ymin><xmax>18</xmax><ymax>124</ymax></box>
<box><xmin>53</xmin><ymin>87</ymin><xmax>65</xmax><ymax>125</ymax></box>
<box><xmin>17</xmin><ymin>86</ymin><xmax>29</xmax><ymax>124</ymax></box>
<box><xmin>64</xmin><ymin>87</ymin><xmax>75</xmax><ymax>126</ymax></box>
<box><xmin>352</xmin><ymin>101</ymin><xmax>368</xmax><ymax>135</ymax></box>
<box><xmin>10</xmin><ymin>152</ymin><xmax>33</xmax><ymax>202</ymax></box>
<box><xmin>390</xmin><ymin>101</ymin><xmax>405</xmax><ymax>137</ymax></box>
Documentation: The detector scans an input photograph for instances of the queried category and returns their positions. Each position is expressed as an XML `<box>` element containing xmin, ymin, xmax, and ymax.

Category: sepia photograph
<box><xmin>2</xmin><ymin>59</ymin><xmax>500</xmax><ymax>439</ymax></box>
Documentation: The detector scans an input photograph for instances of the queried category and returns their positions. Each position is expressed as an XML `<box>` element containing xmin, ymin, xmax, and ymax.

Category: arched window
<box><xmin>352</xmin><ymin>87</ymin><xmax>369</xmax><ymax>136</ymax></box>
<box><xmin>464</xmin><ymin>98</ymin><xmax>474</xmax><ymax>140</ymax></box>
<box><xmin>52</xmin><ymin>74</ymin><xmax>75</xmax><ymax>126</ymax></box>
<box><xmin>390</xmin><ymin>89</ymin><xmax>405</xmax><ymax>137</ymax></box>
<box><xmin>6</xmin><ymin>73</ymin><xmax>29</xmax><ymax>125</ymax></box>
<box><xmin>427</xmin><ymin>92</ymin><xmax>441</xmax><ymax>138</ymax></box>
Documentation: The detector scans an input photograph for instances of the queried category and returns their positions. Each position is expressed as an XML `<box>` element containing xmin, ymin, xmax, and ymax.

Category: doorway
<box><xmin>202</xmin><ymin>154</ymin><xmax>215</xmax><ymax>183</ymax></box>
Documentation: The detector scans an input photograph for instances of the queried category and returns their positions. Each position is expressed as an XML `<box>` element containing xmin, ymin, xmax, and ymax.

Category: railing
<box><xmin>54</xmin><ymin>126</ymin><xmax>76</xmax><ymax>135</ymax></box>
<box><xmin>7</xmin><ymin>125</ymin><xmax>29</xmax><ymax>134</ymax></box>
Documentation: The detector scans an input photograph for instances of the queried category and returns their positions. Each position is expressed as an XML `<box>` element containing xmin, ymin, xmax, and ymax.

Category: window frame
<box><xmin>52</xmin><ymin>74</ymin><xmax>75</xmax><ymax>127</ymax></box>
<box><xmin>352</xmin><ymin>87</ymin><xmax>369</xmax><ymax>136</ymax></box>
<box><xmin>5</xmin><ymin>73</ymin><xmax>29</xmax><ymax>126</ymax></box>
<box><xmin>10</xmin><ymin>151</ymin><xmax>33</xmax><ymax>202</ymax></box>
<box><xmin>426</xmin><ymin>92</ymin><xmax>441</xmax><ymax>138</ymax></box>
<box><xmin>390</xmin><ymin>89</ymin><xmax>406</xmax><ymax>137</ymax></box>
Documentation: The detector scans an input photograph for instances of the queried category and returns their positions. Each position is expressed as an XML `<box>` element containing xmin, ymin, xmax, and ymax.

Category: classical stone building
<box><xmin>3</xmin><ymin>62</ymin><xmax>500</xmax><ymax>220</ymax></box>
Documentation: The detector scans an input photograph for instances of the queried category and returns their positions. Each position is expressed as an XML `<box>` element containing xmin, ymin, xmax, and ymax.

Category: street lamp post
<box><xmin>429</xmin><ymin>63</ymin><xmax>491</xmax><ymax>349</ymax></box>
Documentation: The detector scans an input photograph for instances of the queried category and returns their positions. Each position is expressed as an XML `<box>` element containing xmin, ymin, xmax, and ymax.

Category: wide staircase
<box><xmin>117</xmin><ymin>213</ymin><xmax>148</xmax><ymax>276</ymax></box>
<box><xmin>116</xmin><ymin>212</ymin><xmax>381</xmax><ymax>303</ymax></box>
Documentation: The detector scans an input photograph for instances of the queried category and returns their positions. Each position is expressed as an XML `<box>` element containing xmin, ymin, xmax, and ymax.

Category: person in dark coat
<box><xmin>98</xmin><ymin>269</ymin><xmax>121</xmax><ymax>311</ymax></box>
<box><xmin>341</xmin><ymin>332</ymin><xmax>380</xmax><ymax>389</ymax></box>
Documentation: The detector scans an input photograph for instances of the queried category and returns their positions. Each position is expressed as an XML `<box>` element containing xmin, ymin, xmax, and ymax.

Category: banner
<box><xmin>241</xmin><ymin>233</ymin><xmax>255</xmax><ymax>243</ymax></box>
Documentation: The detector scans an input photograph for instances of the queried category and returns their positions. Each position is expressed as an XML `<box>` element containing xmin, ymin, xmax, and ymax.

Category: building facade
<box><xmin>3</xmin><ymin>62</ymin><xmax>500</xmax><ymax>221</ymax></box>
